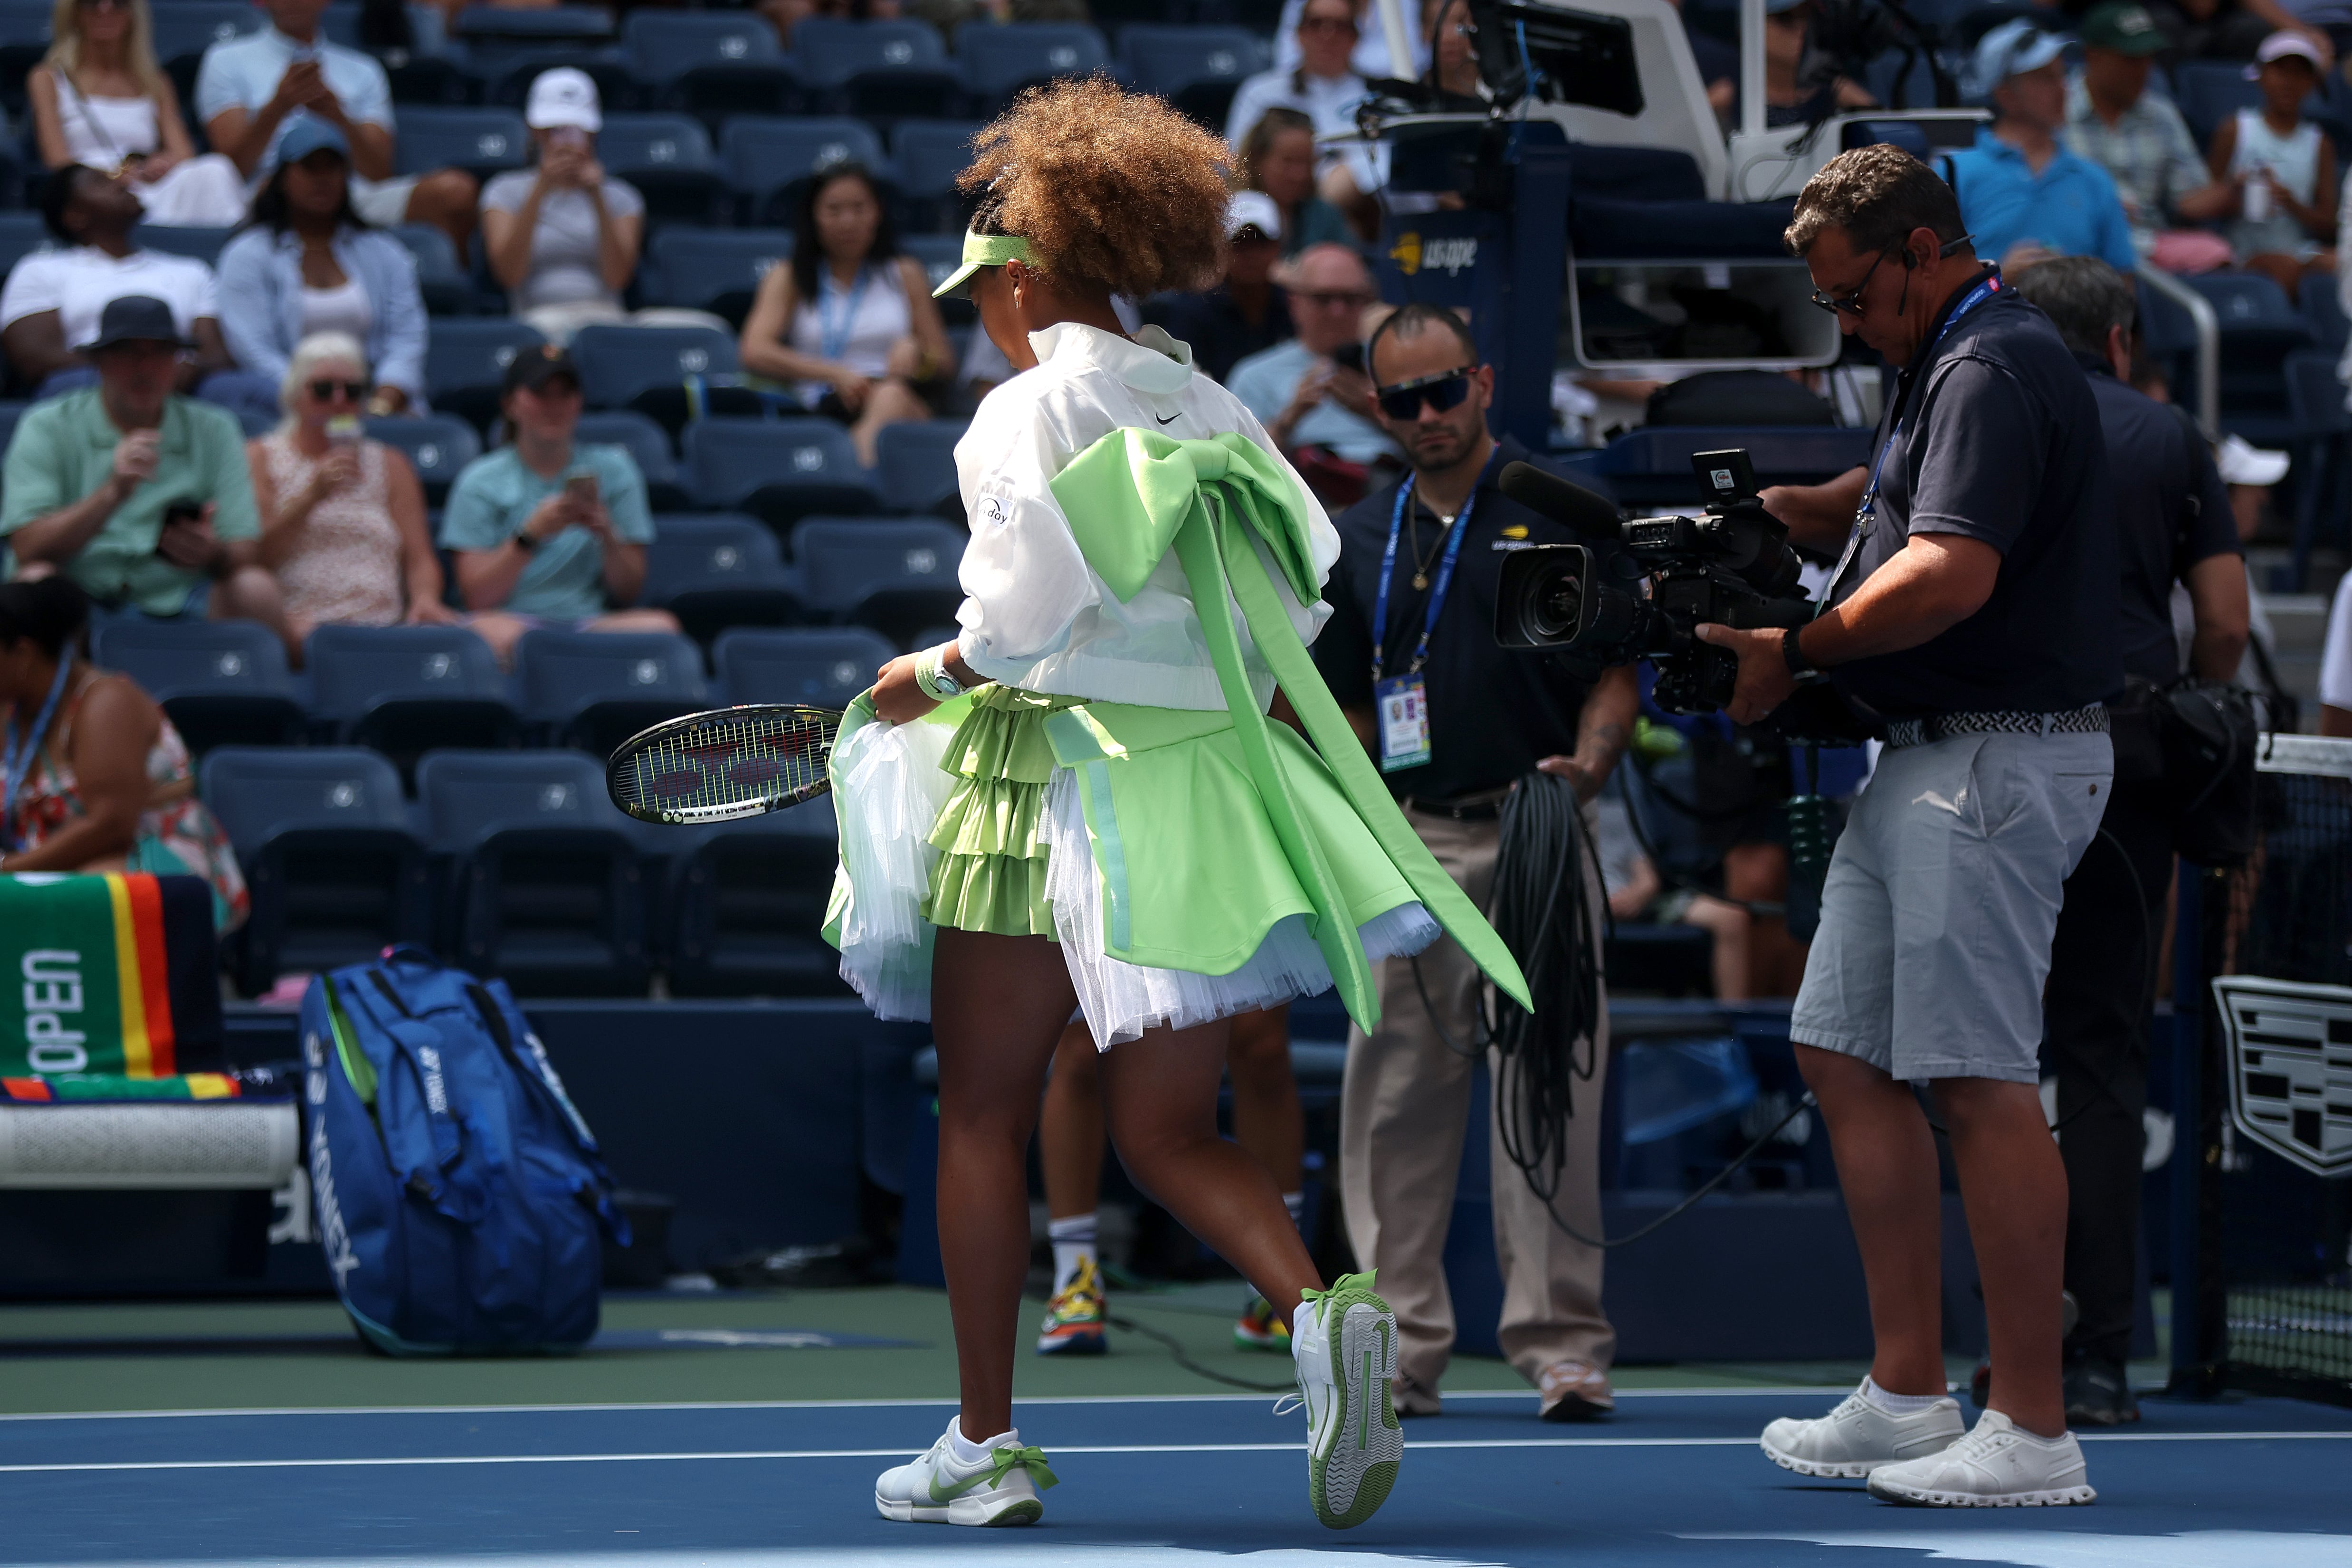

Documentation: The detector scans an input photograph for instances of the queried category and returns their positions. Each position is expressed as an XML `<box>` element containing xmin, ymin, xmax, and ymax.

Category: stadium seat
<box><xmin>570</xmin><ymin>322</ymin><xmax>743</xmax><ymax>415</ymax></box>
<box><xmin>955</xmin><ymin>22</ymin><xmax>1108</xmax><ymax>109</ymax></box>
<box><xmin>511</xmin><ymin>627</ymin><xmax>710</xmax><ymax>755</ymax></box>
<box><xmin>417</xmin><ymin>748</ymin><xmax>652</xmax><ymax>996</ymax></box>
<box><xmin>0</xmin><ymin>212</ymin><xmax>46</xmax><ymax>277</ymax></box>
<box><xmin>790</xmin><ymin>17</ymin><xmax>962</xmax><ymax>120</ymax></box>
<box><xmin>900</xmin><ymin>232</ymin><xmax>970</xmax><ymax>322</ymax></box>
<box><xmin>683</xmin><ymin>416</ymin><xmax>881</xmax><ymax>531</ymax></box>
<box><xmin>0</xmin><ymin>1</ymin><xmax>55</xmax><ymax>117</ymax></box>
<box><xmin>594</xmin><ymin>114</ymin><xmax>728</xmax><ymax>225</ymax></box>
<box><xmin>873</xmin><ymin>418</ymin><xmax>965</xmax><ymax>519</ymax></box>
<box><xmin>793</xmin><ymin>516</ymin><xmax>965</xmax><ymax>646</ymax></box>
<box><xmin>643</xmin><ymin>226</ymin><xmax>792</xmax><ymax>328</ymax></box>
<box><xmin>392</xmin><ymin>107</ymin><xmax>531</xmax><ymax>178</ymax></box>
<box><xmin>91</xmin><ymin>619</ymin><xmax>306</xmax><ymax>754</ymax></box>
<box><xmin>2283</xmin><ymin>345</ymin><xmax>2350</xmax><ymax>590</ymax></box>
<box><xmin>575</xmin><ymin>409</ymin><xmax>687</xmax><ymax>511</ymax></box>
<box><xmin>392</xmin><ymin>223</ymin><xmax>476</xmax><ymax>316</ymax></box>
<box><xmin>891</xmin><ymin>119</ymin><xmax>982</xmax><ymax>233</ymax></box>
<box><xmin>149</xmin><ymin>2</ymin><xmax>262</xmax><ymax>69</ymax></box>
<box><xmin>200</xmin><ymin>747</ymin><xmax>432</xmax><ymax>996</ymax></box>
<box><xmin>364</xmin><ymin>413</ymin><xmax>483</xmax><ymax>504</ymax></box>
<box><xmin>718</xmin><ymin>115</ymin><xmax>889</xmax><ymax>225</ymax></box>
<box><xmin>2299</xmin><ymin>273</ymin><xmax>2349</xmax><ymax>353</ymax></box>
<box><xmin>129</xmin><ymin>223</ymin><xmax>233</xmax><ymax>266</ymax></box>
<box><xmin>2188</xmin><ymin>270</ymin><xmax>2314</xmax><ymax>446</ymax></box>
<box><xmin>305</xmin><ymin>624</ymin><xmax>521</xmax><ymax>778</ymax></box>
<box><xmin>624</xmin><ymin>8</ymin><xmax>800</xmax><ymax>126</ymax></box>
<box><xmin>425</xmin><ymin>317</ymin><xmax>546</xmax><ymax>432</ymax></box>
<box><xmin>451</xmin><ymin>3</ymin><xmax>615</xmax><ymax>46</ymax></box>
<box><xmin>665</xmin><ymin>799</ymin><xmax>846</xmax><ymax>997</ymax></box>
<box><xmin>644</xmin><ymin>513</ymin><xmax>807</xmax><ymax>645</ymax></box>
<box><xmin>1116</xmin><ymin>25</ymin><xmax>1266</xmax><ymax>129</ymax></box>
<box><xmin>715</xmin><ymin>625</ymin><xmax>896</xmax><ymax>707</ymax></box>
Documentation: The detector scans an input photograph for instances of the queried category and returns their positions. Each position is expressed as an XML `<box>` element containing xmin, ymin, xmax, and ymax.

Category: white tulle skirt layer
<box><xmin>827</xmin><ymin>713</ymin><xmax>1440</xmax><ymax>1044</ymax></box>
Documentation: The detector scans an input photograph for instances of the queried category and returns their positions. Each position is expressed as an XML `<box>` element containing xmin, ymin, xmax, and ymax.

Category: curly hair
<box><xmin>957</xmin><ymin>76</ymin><xmax>1232</xmax><ymax>298</ymax></box>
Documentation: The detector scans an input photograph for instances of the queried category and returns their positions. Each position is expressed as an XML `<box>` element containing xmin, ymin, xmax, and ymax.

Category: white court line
<box><xmin>0</xmin><ymin>1432</ymin><xmax>2342</xmax><ymax>1476</ymax></box>
<box><xmin>0</xmin><ymin>1388</ymin><xmax>1856</xmax><ymax>1424</ymax></box>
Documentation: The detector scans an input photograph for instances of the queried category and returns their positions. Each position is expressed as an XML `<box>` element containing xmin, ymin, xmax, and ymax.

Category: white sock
<box><xmin>1861</xmin><ymin>1374</ymin><xmax>1948</xmax><ymax>1414</ymax></box>
<box><xmin>1047</xmin><ymin>1213</ymin><xmax>1097</xmax><ymax>1295</ymax></box>
<box><xmin>947</xmin><ymin>1420</ymin><xmax>1016</xmax><ymax>1468</ymax></box>
<box><xmin>1282</xmin><ymin>1190</ymin><xmax>1306</xmax><ymax>1237</ymax></box>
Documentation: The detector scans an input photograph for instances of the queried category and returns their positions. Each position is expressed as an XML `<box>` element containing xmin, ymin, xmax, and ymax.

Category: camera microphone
<box><xmin>1497</xmin><ymin>462</ymin><xmax>1621</xmax><ymax>541</ymax></box>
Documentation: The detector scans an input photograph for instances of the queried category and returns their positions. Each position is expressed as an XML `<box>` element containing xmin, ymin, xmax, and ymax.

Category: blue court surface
<box><xmin>4</xmin><ymin>1388</ymin><xmax>2348</xmax><ymax>1567</ymax></box>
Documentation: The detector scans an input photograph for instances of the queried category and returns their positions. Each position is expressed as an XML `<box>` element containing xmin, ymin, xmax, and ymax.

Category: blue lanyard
<box><xmin>1</xmin><ymin>654</ymin><xmax>73</xmax><ymax>854</ymax></box>
<box><xmin>1372</xmin><ymin>448</ymin><xmax>1499</xmax><ymax>682</ymax></box>
<box><xmin>817</xmin><ymin>266</ymin><xmax>874</xmax><ymax>365</ymax></box>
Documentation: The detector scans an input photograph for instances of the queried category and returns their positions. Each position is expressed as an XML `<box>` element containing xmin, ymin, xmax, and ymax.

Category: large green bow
<box><xmin>986</xmin><ymin>1444</ymin><xmax>1060</xmax><ymax>1491</ymax></box>
<box><xmin>1049</xmin><ymin>429</ymin><xmax>1530</xmax><ymax>1030</ymax></box>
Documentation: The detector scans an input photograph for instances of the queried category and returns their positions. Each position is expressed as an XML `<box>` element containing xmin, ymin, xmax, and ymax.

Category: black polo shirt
<box><xmin>1314</xmin><ymin>436</ymin><xmax>1593</xmax><ymax>801</ymax></box>
<box><xmin>1827</xmin><ymin>274</ymin><xmax>2124</xmax><ymax>721</ymax></box>
<box><xmin>2079</xmin><ymin>354</ymin><xmax>2240</xmax><ymax>684</ymax></box>
<box><xmin>1142</xmin><ymin>285</ymin><xmax>1292</xmax><ymax>386</ymax></box>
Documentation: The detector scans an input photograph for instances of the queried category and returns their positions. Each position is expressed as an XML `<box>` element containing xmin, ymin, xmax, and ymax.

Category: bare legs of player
<box><xmin>931</xmin><ymin>929</ymin><xmax>1321</xmax><ymax>1443</ymax></box>
<box><xmin>1798</xmin><ymin>1044</ymin><xmax>2071</xmax><ymax>1438</ymax></box>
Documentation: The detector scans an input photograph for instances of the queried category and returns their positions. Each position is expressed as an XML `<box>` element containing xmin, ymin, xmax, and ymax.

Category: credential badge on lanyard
<box><xmin>1371</xmin><ymin>451</ymin><xmax>1500</xmax><ymax>773</ymax></box>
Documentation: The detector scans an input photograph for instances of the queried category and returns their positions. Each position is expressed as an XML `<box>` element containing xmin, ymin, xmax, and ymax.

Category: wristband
<box><xmin>913</xmin><ymin>646</ymin><xmax>967</xmax><ymax>702</ymax></box>
<box><xmin>1781</xmin><ymin>624</ymin><xmax>1814</xmax><ymax>677</ymax></box>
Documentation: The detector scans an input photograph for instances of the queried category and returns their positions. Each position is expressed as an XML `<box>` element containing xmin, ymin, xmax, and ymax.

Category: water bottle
<box><xmin>2244</xmin><ymin>165</ymin><xmax>2273</xmax><ymax>223</ymax></box>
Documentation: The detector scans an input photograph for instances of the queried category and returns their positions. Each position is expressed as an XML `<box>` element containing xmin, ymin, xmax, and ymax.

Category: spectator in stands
<box><xmin>247</xmin><ymin>332</ymin><xmax>452</xmax><ymax>643</ymax></box>
<box><xmin>2065</xmin><ymin>1</ymin><xmax>2236</xmax><ymax>264</ymax></box>
<box><xmin>737</xmin><ymin>162</ymin><xmax>953</xmax><ymax>466</ymax></box>
<box><xmin>1141</xmin><ymin>191</ymin><xmax>1291</xmax><ymax>385</ymax></box>
<box><xmin>480</xmin><ymin>70</ymin><xmax>727</xmax><ymax>346</ymax></box>
<box><xmin>897</xmin><ymin>0</ymin><xmax>1079</xmax><ymax>49</ymax></box>
<box><xmin>0</xmin><ymin>295</ymin><xmax>286</xmax><ymax>647</ymax></box>
<box><xmin>1273</xmin><ymin>0</ymin><xmax>1426</xmax><ymax>82</ymax></box>
<box><xmin>215</xmin><ymin>119</ymin><xmax>428</xmax><ymax>418</ymax></box>
<box><xmin>1760</xmin><ymin>0</ymin><xmax>1876</xmax><ymax>127</ymax></box>
<box><xmin>439</xmin><ymin>344</ymin><xmax>676</xmax><ymax>666</ymax></box>
<box><xmin>1226</xmin><ymin>0</ymin><xmax>1371</xmax><ymax>196</ymax></box>
<box><xmin>1946</xmin><ymin>20</ymin><xmax>2137</xmax><ymax>272</ymax></box>
<box><xmin>1594</xmin><ymin>779</ymin><xmax>1751</xmax><ymax>1001</ymax></box>
<box><xmin>0</xmin><ymin>166</ymin><xmax>274</xmax><ymax>422</ymax></box>
<box><xmin>27</xmin><ymin>0</ymin><xmax>247</xmax><ymax>228</ymax></box>
<box><xmin>1228</xmin><ymin>243</ymin><xmax>1395</xmax><ymax>504</ymax></box>
<box><xmin>2210</xmin><ymin>31</ymin><xmax>2340</xmax><ymax>293</ymax></box>
<box><xmin>2322</xmin><ymin>563</ymin><xmax>2352</xmax><ymax>733</ymax></box>
<box><xmin>0</xmin><ymin>577</ymin><xmax>247</xmax><ymax>928</ymax></box>
<box><xmin>1235</xmin><ymin>108</ymin><xmax>1354</xmax><ymax>261</ymax></box>
<box><xmin>2132</xmin><ymin>0</ymin><xmax>2326</xmax><ymax>63</ymax></box>
<box><xmin>195</xmin><ymin>0</ymin><xmax>478</xmax><ymax>254</ymax></box>
<box><xmin>1426</xmin><ymin>0</ymin><xmax>1487</xmax><ymax>102</ymax></box>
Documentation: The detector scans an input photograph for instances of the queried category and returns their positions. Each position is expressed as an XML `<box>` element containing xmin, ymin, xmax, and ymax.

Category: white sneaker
<box><xmin>873</xmin><ymin>1417</ymin><xmax>1057</xmax><ymax>1526</ymax></box>
<box><xmin>1866</xmin><ymin>1409</ymin><xmax>2097</xmax><ymax>1507</ymax></box>
<box><xmin>1290</xmin><ymin>1271</ymin><xmax>1403</xmax><ymax>1529</ymax></box>
<box><xmin>1760</xmin><ymin>1381</ymin><xmax>1966</xmax><ymax>1479</ymax></box>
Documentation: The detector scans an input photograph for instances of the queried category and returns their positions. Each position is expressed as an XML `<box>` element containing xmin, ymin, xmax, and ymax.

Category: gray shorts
<box><xmin>1789</xmin><ymin>728</ymin><xmax>2114</xmax><ymax>1084</ymax></box>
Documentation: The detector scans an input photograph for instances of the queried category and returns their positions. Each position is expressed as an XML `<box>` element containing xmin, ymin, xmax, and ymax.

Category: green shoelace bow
<box><xmin>987</xmin><ymin>1444</ymin><xmax>1060</xmax><ymax>1491</ymax></box>
<box><xmin>1299</xmin><ymin>1270</ymin><xmax>1381</xmax><ymax>1325</ymax></box>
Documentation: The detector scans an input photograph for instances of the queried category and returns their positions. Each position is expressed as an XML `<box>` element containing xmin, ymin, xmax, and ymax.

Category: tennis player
<box><xmin>824</xmin><ymin>78</ymin><xmax>1528</xmax><ymax>1530</ymax></box>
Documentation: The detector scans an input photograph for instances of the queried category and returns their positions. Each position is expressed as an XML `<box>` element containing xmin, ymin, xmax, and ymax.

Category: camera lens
<box><xmin>1528</xmin><ymin>573</ymin><xmax>1582</xmax><ymax>640</ymax></box>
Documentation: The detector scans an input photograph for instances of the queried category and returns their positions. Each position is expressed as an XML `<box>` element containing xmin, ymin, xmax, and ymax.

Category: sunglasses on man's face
<box><xmin>308</xmin><ymin>378</ymin><xmax>367</xmax><ymax>402</ymax></box>
<box><xmin>1376</xmin><ymin>368</ymin><xmax>1474</xmax><ymax>421</ymax></box>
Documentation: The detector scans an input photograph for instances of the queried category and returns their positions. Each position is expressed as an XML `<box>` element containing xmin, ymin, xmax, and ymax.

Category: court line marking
<box><xmin>0</xmin><ymin>1432</ymin><xmax>2342</xmax><ymax>1474</ymax></box>
<box><xmin>0</xmin><ymin>1388</ymin><xmax>1861</xmax><ymax>1424</ymax></box>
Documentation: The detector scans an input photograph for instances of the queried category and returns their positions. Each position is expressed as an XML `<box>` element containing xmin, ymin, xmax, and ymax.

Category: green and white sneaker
<box><xmin>873</xmin><ymin>1418</ymin><xmax>1057</xmax><ymax>1526</ymax></box>
<box><xmin>1289</xmin><ymin>1271</ymin><xmax>1402</xmax><ymax>1530</ymax></box>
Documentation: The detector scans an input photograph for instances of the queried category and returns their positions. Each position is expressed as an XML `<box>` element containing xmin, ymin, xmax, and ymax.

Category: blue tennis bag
<box><xmin>299</xmin><ymin>947</ymin><xmax>628</xmax><ymax>1355</ymax></box>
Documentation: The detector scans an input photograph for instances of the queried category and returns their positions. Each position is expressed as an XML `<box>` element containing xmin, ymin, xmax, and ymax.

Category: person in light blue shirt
<box><xmin>1226</xmin><ymin>243</ymin><xmax>1397</xmax><ymax>504</ymax></box>
<box><xmin>437</xmin><ymin>345</ymin><xmax>676</xmax><ymax>666</ymax></box>
<box><xmin>1942</xmin><ymin>21</ymin><xmax>2138</xmax><ymax>273</ymax></box>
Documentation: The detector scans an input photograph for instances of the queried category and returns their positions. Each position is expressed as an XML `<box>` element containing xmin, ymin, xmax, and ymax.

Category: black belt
<box><xmin>1881</xmin><ymin>705</ymin><xmax>2110</xmax><ymax>749</ymax></box>
<box><xmin>1401</xmin><ymin>790</ymin><xmax>1508</xmax><ymax>821</ymax></box>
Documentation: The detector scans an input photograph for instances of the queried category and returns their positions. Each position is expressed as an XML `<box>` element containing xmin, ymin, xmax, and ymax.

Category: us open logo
<box><xmin>2213</xmin><ymin>976</ymin><xmax>2352</xmax><ymax>1177</ymax></box>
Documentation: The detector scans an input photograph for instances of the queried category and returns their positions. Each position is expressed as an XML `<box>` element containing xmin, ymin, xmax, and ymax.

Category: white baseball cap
<box><xmin>1971</xmin><ymin>19</ymin><xmax>2070</xmax><ymax>98</ymax></box>
<box><xmin>1227</xmin><ymin>189</ymin><xmax>1284</xmax><ymax>243</ymax></box>
<box><xmin>525</xmin><ymin>67</ymin><xmax>601</xmax><ymax>132</ymax></box>
<box><xmin>2247</xmin><ymin>29</ymin><xmax>2327</xmax><ymax>77</ymax></box>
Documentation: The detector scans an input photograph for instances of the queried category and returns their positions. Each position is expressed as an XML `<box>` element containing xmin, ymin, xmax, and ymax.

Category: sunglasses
<box><xmin>307</xmin><ymin>378</ymin><xmax>368</xmax><ymax>401</ymax></box>
<box><xmin>1376</xmin><ymin>368</ymin><xmax>1474</xmax><ymax>420</ymax></box>
<box><xmin>1809</xmin><ymin>233</ymin><xmax>1975</xmax><ymax>316</ymax></box>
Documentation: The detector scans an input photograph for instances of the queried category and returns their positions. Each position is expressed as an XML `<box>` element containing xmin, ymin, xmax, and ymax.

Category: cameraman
<box><xmin>2009</xmin><ymin>256</ymin><xmax>2247</xmax><ymax>1426</ymax></box>
<box><xmin>1313</xmin><ymin>303</ymin><xmax>1638</xmax><ymax>1423</ymax></box>
<box><xmin>1695</xmin><ymin>145</ymin><xmax>2121</xmax><ymax>1507</ymax></box>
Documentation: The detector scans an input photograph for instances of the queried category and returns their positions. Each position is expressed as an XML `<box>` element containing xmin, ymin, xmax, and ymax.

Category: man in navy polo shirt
<box><xmin>1697</xmin><ymin>145</ymin><xmax>2121</xmax><ymax>1507</ymax></box>
<box><xmin>1944</xmin><ymin>20</ymin><xmax>2137</xmax><ymax>271</ymax></box>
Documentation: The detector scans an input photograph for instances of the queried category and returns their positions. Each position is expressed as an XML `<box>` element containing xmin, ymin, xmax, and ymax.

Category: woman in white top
<box><xmin>246</xmin><ymin>332</ymin><xmax>455</xmax><ymax>643</ymax></box>
<box><xmin>2210</xmin><ymin>34</ymin><xmax>2340</xmax><ymax>296</ymax></box>
<box><xmin>737</xmin><ymin>163</ymin><xmax>952</xmax><ymax>466</ymax></box>
<box><xmin>28</xmin><ymin>0</ymin><xmax>247</xmax><ymax>228</ymax></box>
<box><xmin>1224</xmin><ymin>0</ymin><xmax>1381</xmax><ymax>235</ymax></box>
<box><xmin>839</xmin><ymin>78</ymin><xmax>1524</xmax><ymax>1534</ymax></box>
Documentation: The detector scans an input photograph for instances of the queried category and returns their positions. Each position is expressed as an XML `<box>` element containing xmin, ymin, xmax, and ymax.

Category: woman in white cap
<box><xmin>2209</xmin><ymin>31</ymin><xmax>2339</xmax><ymax>294</ymax></box>
<box><xmin>480</xmin><ymin>67</ymin><xmax>727</xmax><ymax>344</ymax></box>
<box><xmin>26</xmin><ymin>0</ymin><xmax>247</xmax><ymax>228</ymax></box>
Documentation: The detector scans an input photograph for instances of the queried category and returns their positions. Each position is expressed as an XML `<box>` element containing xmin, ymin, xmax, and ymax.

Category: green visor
<box><xmin>933</xmin><ymin>230</ymin><xmax>1033</xmax><ymax>299</ymax></box>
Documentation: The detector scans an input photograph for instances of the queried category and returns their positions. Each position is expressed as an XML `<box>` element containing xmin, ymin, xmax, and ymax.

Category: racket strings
<box><xmin>612</xmin><ymin>709</ymin><xmax>837</xmax><ymax>823</ymax></box>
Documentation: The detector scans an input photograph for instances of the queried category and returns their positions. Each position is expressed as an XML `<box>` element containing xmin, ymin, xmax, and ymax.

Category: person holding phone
<box><xmin>27</xmin><ymin>0</ymin><xmax>248</xmax><ymax>228</ymax></box>
<box><xmin>1227</xmin><ymin>243</ymin><xmax>1397</xmax><ymax>508</ymax></box>
<box><xmin>437</xmin><ymin>344</ymin><xmax>677</xmax><ymax>667</ymax></box>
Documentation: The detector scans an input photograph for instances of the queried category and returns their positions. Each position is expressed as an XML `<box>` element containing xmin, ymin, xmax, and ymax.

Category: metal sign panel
<box><xmin>2212</xmin><ymin>976</ymin><xmax>2352</xmax><ymax>1178</ymax></box>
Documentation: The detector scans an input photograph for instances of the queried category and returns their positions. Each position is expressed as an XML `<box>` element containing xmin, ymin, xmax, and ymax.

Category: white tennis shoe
<box><xmin>1289</xmin><ymin>1271</ymin><xmax>1403</xmax><ymax>1529</ymax></box>
<box><xmin>873</xmin><ymin>1417</ymin><xmax>1057</xmax><ymax>1526</ymax></box>
<box><xmin>1866</xmin><ymin>1409</ymin><xmax>2097</xmax><ymax>1507</ymax></box>
<box><xmin>1760</xmin><ymin>1381</ymin><xmax>1966</xmax><ymax>1478</ymax></box>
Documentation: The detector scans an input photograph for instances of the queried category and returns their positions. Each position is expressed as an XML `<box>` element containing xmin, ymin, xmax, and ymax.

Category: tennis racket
<box><xmin>606</xmin><ymin>705</ymin><xmax>842</xmax><ymax>825</ymax></box>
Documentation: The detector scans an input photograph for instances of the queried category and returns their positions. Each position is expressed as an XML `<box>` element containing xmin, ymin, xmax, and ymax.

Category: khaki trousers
<box><xmin>1338</xmin><ymin>808</ymin><xmax>1615</xmax><ymax>1394</ymax></box>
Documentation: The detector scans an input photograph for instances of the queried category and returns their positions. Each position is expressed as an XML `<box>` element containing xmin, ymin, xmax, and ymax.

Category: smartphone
<box><xmin>152</xmin><ymin>500</ymin><xmax>201</xmax><ymax>556</ymax></box>
<box><xmin>1329</xmin><ymin>341</ymin><xmax>1365</xmax><ymax>376</ymax></box>
<box><xmin>549</xmin><ymin>127</ymin><xmax>590</xmax><ymax>154</ymax></box>
<box><xmin>563</xmin><ymin>474</ymin><xmax>600</xmax><ymax>509</ymax></box>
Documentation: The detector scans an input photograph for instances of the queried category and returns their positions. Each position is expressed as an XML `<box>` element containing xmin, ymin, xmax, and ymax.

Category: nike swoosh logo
<box><xmin>1155</xmin><ymin>412</ymin><xmax>1179</xmax><ymax>425</ymax></box>
<box><xmin>927</xmin><ymin>1470</ymin><xmax>982</xmax><ymax>1503</ymax></box>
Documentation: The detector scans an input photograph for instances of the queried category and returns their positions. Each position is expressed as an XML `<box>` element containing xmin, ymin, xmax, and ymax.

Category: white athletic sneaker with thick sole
<box><xmin>1760</xmin><ymin>1382</ymin><xmax>1967</xmax><ymax>1478</ymax></box>
<box><xmin>1865</xmin><ymin>1409</ymin><xmax>2097</xmax><ymax>1507</ymax></box>
<box><xmin>1290</xmin><ymin>1271</ymin><xmax>1403</xmax><ymax>1530</ymax></box>
<box><xmin>873</xmin><ymin>1418</ymin><xmax>1057</xmax><ymax>1526</ymax></box>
